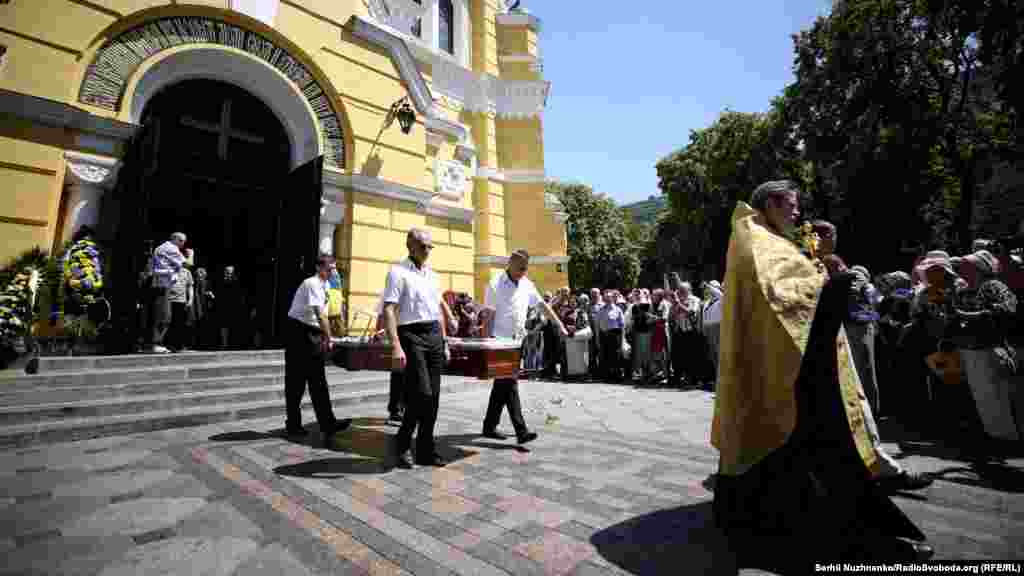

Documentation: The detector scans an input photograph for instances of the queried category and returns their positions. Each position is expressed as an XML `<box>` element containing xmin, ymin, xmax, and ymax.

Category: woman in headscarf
<box><xmin>954</xmin><ymin>250</ymin><xmax>1021</xmax><ymax>443</ymax></box>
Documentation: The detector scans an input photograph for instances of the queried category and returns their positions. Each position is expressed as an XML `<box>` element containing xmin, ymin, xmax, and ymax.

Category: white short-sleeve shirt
<box><xmin>381</xmin><ymin>258</ymin><xmax>443</xmax><ymax>326</ymax></box>
<box><xmin>484</xmin><ymin>272</ymin><xmax>543</xmax><ymax>339</ymax></box>
<box><xmin>287</xmin><ymin>275</ymin><xmax>328</xmax><ymax>329</ymax></box>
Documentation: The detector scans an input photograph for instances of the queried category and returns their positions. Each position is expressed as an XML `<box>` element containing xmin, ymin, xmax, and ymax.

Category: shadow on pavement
<box><xmin>436</xmin><ymin>433</ymin><xmax>530</xmax><ymax>453</ymax></box>
<box><xmin>590</xmin><ymin>501</ymin><xmax>741</xmax><ymax>576</ymax></box>
<box><xmin>208</xmin><ymin>430</ymin><xmax>289</xmax><ymax>442</ymax></box>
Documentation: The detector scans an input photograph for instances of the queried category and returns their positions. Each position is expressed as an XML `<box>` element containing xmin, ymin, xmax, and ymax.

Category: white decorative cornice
<box><xmin>432</xmin><ymin>56</ymin><xmax>550</xmax><ymax>119</ymax></box>
<box><xmin>499</xmin><ymin>53</ymin><xmax>543</xmax><ymax>73</ymax></box>
<box><xmin>475</xmin><ymin>255</ymin><xmax>568</xmax><ymax>266</ymax></box>
<box><xmin>64</xmin><ymin>151</ymin><xmax>120</xmax><ymax>189</ymax></box>
<box><xmin>325</xmin><ymin>171</ymin><xmax>474</xmax><ymax>224</ymax></box>
<box><xmin>0</xmin><ymin>89</ymin><xmax>137</xmax><ymax>145</ymax></box>
<box><xmin>349</xmin><ymin>15</ymin><xmax>472</xmax><ymax>145</ymax></box>
<box><xmin>475</xmin><ymin>167</ymin><xmax>546</xmax><ymax>184</ymax></box>
<box><xmin>229</xmin><ymin>0</ymin><xmax>280</xmax><ymax>28</ymax></box>
<box><xmin>496</xmin><ymin>11</ymin><xmax>542</xmax><ymax>33</ymax></box>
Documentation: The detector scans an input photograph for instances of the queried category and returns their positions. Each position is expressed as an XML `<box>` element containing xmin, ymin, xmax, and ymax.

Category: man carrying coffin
<box><xmin>481</xmin><ymin>250</ymin><xmax>567</xmax><ymax>444</ymax></box>
<box><xmin>383</xmin><ymin>228</ymin><xmax>452</xmax><ymax>468</ymax></box>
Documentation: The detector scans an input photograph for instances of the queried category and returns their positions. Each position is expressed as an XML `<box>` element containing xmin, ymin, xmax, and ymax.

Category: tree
<box><xmin>655</xmin><ymin>105</ymin><xmax>806</xmax><ymax>282</ymax></box>
<box><xmin>548</xmin><ymin>181</ymin><xmax>640</xmax><ymax>291</ymax></box>
<box><xmin>787</xmin><ymin>0</ymin><xmax>1022</xmax><ymax>266</ymax></box>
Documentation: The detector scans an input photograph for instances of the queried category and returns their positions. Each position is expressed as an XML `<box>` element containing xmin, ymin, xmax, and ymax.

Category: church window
<box><xmin>439</xmin><ymin>0</ymin><xmax>455</xmax><ymax>55</ymax></box>
<box><xmin>410</xmin><ymin>0</ymin><xmax>422</xmax><ymax>39</ymax></box>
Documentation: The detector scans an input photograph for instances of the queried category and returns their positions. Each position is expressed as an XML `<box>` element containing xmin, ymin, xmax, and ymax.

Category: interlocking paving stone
<box><xmin>13</xmin><ymin>528</ymin><xmax>61</xmax><ymax>547</ymax></box>
<box><xmin>3</xmin><ymin>382</ymin><xmax>1022</xmax><ymax>575</ymax></box>
<box><xmin>110</xmin><ymin>489</ymin><xmax>145</xmax><ymax>504</ymax></box>
<box><xmin>1</xmin><ymin>534</ymin><xmax>136</xmax><ymax>576</ymax></box>
<box><xmin>98</xmin><ymin>536</ymin><xmax>261</xmax><ymax>576</ymax></box>
<box><xmin>51</xmin><ymin>469</ymin><xmax>176</xmax><ymax>500</ymax></box>
<box><xmin>467</xmin><ymin>540</ymin><xmax>547</xmax><ymax>576</ymax></box>
<box><xmin>174</xmin><ymin>499</ymin><xmax>265</xmax><ymax>543</ymax></box>
<box><xmin>132</xmin><ymin>526</ymin><xmax>177</xmax><ymax>545</ymax></box>
<box><xmin>514</xmin><ymin>530</ymin><xmax>598</xmax><ymax>575</ymax></box>
<box><xmin>229</xmin><ymin>542</ymin><xmax>322</xmax><ymax>576</ymax></box>
<box><xmin>61</xmin><ymin>497</ymin><xmax>208</xmax><ymax>538</ymax></box>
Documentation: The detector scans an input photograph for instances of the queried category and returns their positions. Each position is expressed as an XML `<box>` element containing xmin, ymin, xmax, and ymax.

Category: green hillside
<box><xmin>621</xmin><ymin>195</ymin><xmax>667</xmax><ymax>226</ymax></box>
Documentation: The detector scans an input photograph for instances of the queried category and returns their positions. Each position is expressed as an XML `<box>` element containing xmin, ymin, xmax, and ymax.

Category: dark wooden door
<box><xmin>272</xmin><ymin>156</ymin><xmax>323</xmax><ymax>346</ymax></box>
<box><xmin>103</xmin><ymin>119</ymin><xmax>161</xmax><ymax>352</ymax></box>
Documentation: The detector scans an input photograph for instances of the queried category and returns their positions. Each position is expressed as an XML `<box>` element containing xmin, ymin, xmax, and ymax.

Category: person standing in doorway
<box><xmin>284</xmin><ymin>253</ymin><xmax>351</xmax><ymax>446</ymax></box>
<box><xmin>382</xmin><ymin>228</ymin><xmax>452</xmax><ymax>468</ymax></box>
<box><xmin>150</xmin><ymin>233</ymin><xmax>187</xmax><ymax>354</ymax></box>
<box><xmin>480</xmin><ymin>250</ymin><xmax>566</xmax><ymax>444</ymax></box>
<box><xmin>165</xmin><ymin>251</ymin><xmax>194</xmax><ymax>352</ymax></box>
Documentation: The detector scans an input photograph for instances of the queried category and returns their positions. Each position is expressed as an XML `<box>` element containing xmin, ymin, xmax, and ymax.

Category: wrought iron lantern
<box><xmin>389</xmin><ymin>96</ymin><xmax>416</xmax><ymax>135</ymax></box>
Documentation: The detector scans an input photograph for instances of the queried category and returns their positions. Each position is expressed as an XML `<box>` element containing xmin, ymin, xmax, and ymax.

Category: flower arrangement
<box><xmin>63</xmin><ymin>237</ymin><xmax>104</xmax><ymax>309</ymax></box>
<box><xmin>0</xmin><ymin>268</ymin><xmax>38</xmax><ymax>354</ymax></box>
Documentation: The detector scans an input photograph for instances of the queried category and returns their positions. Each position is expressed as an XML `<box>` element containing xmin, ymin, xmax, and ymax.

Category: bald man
<box><xmin>382</xmin><ymin>228</ymin><xmax>453</xmax><ymax>468</ymax></box>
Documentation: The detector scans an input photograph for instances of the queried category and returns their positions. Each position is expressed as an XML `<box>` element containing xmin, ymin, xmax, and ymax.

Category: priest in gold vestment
<box><xmin>711</xmin><ymin>181</ymin><xmax>932</xmax><ymax>567</ymax></box>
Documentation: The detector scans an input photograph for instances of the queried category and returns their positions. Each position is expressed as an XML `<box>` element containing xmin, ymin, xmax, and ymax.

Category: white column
<box><xmin>63</xmin><ymin>152</ymin><xmax>120</xmax><ymax>243</ymax></box>
<box><xmin>320</xmin><ymin>175</ymin><xmax>347</xmax><ymax>256</ymax></box>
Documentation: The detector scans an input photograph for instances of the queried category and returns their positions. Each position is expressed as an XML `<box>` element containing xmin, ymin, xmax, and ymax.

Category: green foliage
<box><xmin>653</xmin><ymin>106</ymin><xmax>805</xmax><ymax>282</ymax></box>
<box><xmin>634</xmin><ymin>0</ymin><xmax>1022</xmax><ymax>283</ymax></box>
<box><xmin>548</xmin><ymin>181</ymin><xmax>641</xmax><ymax>290</ymax></box>
<box><xmin>621</xmin><ymin>196</ymin><xmax>667</xmax><ymax>226</ymax></box>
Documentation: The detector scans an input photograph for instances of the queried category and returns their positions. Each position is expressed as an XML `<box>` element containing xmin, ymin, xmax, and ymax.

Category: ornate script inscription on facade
<box><xmin>78</xmin><ymin>16</ymin><xmax>344</xmax><ymax>169</ymax></box>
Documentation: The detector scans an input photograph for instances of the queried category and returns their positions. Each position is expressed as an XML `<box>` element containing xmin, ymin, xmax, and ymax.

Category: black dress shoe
<box><xmin>481</xmin><ymin>430</ymin><xmax>509</xmax><ymax>440</ymax></box>
<box><xmin>334</xmin><ymin>418</ymin><xmax>353</xmax><ymax>432</ymax></box>
<box><xmin>395</xmin><ymin>451</ymin><xmax>414</xmax><ymax>469</ymax></box>
<box><xmin>415</xmin><ymin>454</ymin><xmax>447</xmax><ymax>467</ymax></box>
<box><xmin>387</xmin><ymin>413</ymin><xmax>404</xmax><ymax>426</ymax></box>
<box><xmin>877</xmin><ymin>471</ymin><xmax>933</xmax><ymax>492</ymax></box>
<box><xmin>517</xmin><ymin>431</ymin><xmax>538</xmax><ymax>445</ymax></box>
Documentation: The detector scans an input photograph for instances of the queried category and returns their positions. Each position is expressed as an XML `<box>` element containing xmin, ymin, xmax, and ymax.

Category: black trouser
<box><xmin>166</xmin><ymin>302</ymin><xmax>190</xmax><ymax>350</ymax></box>
<box><xmin>600</xmin><ymin>329</ymin><xmax>623</xmax><ymax>380</ymax></box>
<box><xmin>672</xmin><ymin>329</ymin><xmax>705</xmax><ymax>384</ymax></box>
<box><xmin>483</xmin><ymin>378</ymin><xmax>528</xmax><ymax>437</ymax></box>
<box><xmin>396</xmin><ymin>321</ymin><xmax>444</xmax><ymax>460</ymax></box>
<box><xmin>542</xmin><ymin>324</ymin><xmax>559</xmax><ymax>375</ymax></box>
<box><xmin>284</xmin><ymin>319</ymin><xmax>338</xmax><ymax>432</ymax></box>
<box><xmin>388</xmin><ymin>371</ymin><xmax>405</xmax><ymax>417</ymax></box>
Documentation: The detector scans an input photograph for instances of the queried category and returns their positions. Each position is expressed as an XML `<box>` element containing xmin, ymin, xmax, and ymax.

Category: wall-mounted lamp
<box><xmin>387</xmin><ymin>96</ymin><xmax>417</xmax><ymax>135</ymax></box>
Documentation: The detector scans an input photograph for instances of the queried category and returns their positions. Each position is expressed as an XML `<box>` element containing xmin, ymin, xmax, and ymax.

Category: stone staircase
<box><xmin>0</xmin><ymin>350</ymin><xmax>488</xmax><ymax>448</ymax></box>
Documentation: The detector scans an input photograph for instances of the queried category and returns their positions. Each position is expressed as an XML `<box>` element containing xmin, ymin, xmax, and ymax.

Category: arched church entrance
<box><xmin>104</xmin><ymin>79</ymin><xmax>323</xmax><ymax>352</ymax></box>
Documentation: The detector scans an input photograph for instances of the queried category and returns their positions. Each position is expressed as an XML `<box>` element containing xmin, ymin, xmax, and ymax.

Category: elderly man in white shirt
<box><xmin>480</xmin><ymin>250</ymin><xmax>566</xmax><ymax>444</ymax></box>
<box><xmin>284</xmin><ymin>253</ymin><xmax>350</xmax><ymax>447</ymax></box>
<box><xmin>382</xmin><ymin>228</ymin><xmax>454</xmax><ymax>468</ymax></box>
<box><xmin>149</xmin><ymin>232</ymin><xmax>187</xmax><ymax>353</ymax></box>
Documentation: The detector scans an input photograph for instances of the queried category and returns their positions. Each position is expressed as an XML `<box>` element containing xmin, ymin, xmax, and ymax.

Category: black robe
<box><xmin>714</xmin><ymin>272</ymin><xmax>925</xmax><ymax>571</ymax></box>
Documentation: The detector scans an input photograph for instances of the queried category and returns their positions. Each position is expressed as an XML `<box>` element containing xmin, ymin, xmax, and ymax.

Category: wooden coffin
<box><xmin>447</xmin><ymin>339</ymin><xmax>522</xmax><ymax>380</ymax></box>
<box><xmin>332</xmin><ymin>337</ymin><xmax>521</xmax><ymax>379</ymax></box>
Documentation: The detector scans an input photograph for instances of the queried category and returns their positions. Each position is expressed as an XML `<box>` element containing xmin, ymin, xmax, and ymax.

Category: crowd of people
<box><xmin>438</xmin><ymin>280</ymin><xmax>726</xmax><ymax>389</ymax></box>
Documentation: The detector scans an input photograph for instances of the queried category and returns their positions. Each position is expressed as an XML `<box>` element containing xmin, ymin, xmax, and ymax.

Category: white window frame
<box><xmin>388</xmin><ymin>0</ymin><xmax>472</xmax><ymax>70</ymax></box>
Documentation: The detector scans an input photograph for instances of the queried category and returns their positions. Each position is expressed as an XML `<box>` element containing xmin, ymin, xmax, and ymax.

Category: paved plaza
<box><xmin>2</xmin><ymin>380</ymin><xmax>1022</xmax><ymax>575</ymax></box>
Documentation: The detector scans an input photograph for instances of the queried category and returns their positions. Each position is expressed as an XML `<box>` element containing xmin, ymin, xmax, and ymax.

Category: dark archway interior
<box><xmin>139</xmin><ymin>78</ymin><xmax>293</xmax><ymax>346</ymax></box>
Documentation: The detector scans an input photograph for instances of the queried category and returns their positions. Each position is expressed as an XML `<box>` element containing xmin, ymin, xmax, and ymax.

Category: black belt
<box><xmin>289</xmin><ymin>318</ymin><xmax>322</xmax><ymax>334</ymax></box>
<box><xmin>398</xmin><ymin>321</ymin><xmax>440</xmax><ymax>334</ymax></box>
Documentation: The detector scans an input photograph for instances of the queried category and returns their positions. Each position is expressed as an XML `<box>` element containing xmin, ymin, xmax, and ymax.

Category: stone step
<box><xmin>0</xmin><ymin>360</ymin><xmax>295</xmax><ymax>389</ymax></box>
<box><xmin>0</xmin><ymin>375</ymin><xmax>489</xmax><ymax>449</ymax></box>
<box><xmin>0</xmin><ymin>373</ymin><xmax>391</xmax><ymax>423</ymax></box>
<box><xmin>28</xmin><ymin>349</ymin><xmax>286</xmax><ymax>373</ymax></box>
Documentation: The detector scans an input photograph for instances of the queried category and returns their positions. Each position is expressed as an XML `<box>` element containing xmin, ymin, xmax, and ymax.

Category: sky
<box><xmin>537</xmin><ymin>0</ymin><xmax>834</xmax><ymax>206</ymax></box>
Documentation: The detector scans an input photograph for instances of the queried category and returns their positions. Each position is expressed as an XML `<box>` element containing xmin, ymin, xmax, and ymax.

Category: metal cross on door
<box><xmin>180</xmin><ymin>99</ymin><xmax>265</xmax><ymax>160</ymax></box>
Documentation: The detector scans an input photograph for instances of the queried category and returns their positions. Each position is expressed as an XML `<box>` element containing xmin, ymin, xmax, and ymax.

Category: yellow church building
<box><xmin>0</xmin><ymin>0</ymin><xmax>568</xmax><ymax>341</ymax></box>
